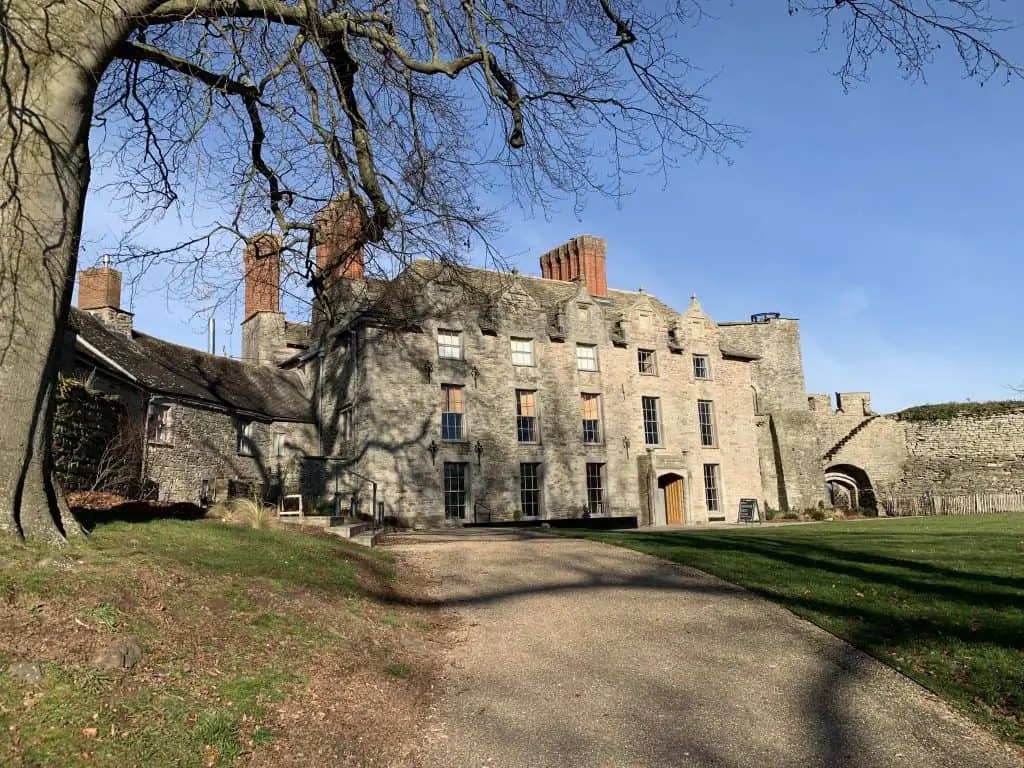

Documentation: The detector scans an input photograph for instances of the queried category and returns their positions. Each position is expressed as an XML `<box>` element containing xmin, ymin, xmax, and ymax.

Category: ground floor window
<box><xmin>520</xmin><ymin>463</ymin><xmax>541</xmax><ymax>518</ymax></box>
<box><xmin>703</xmin><ymin>463</ymin><xmax>721</xmax><ymax>513</ymax></box>
<box><xmin>586</xmin><ymin>462</ymin><xmax>606</xmax><ymax>516</ymax></box>
<box><xmin>444</xmin><ymin>462</ymin><xmax>468</xmax><ymax>519</ymax></box>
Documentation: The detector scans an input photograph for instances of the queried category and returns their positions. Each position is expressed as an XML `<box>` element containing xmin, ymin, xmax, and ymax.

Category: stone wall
<box><xmin>146</xmin><ymin>401</ymin><xmax>314</xmax><ymax>504</ymax></box>
<box><xmin>53</xmin><ymin>378</ymin><xmax>132</xmax><ymax>493</ymax></box>
<box><xmin>897</xmin><ymin>410</ymin><xmax>1024</xmax><ymax>494</ymax></box>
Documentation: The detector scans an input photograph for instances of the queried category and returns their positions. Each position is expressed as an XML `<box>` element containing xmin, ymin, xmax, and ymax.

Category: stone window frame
<box><xmin>519</xmin><ymin>462</ymin><xmax>542</xmax><ymax>518</ymax></box>
<box><xmin>510</xmin><ymin>337</ymin><xmax>534</xmax><ymax>367</ymax></box>
<box><xmin>703</xmin><ymin>463</ymin><xmax>722</xmax><ymax>513</ymax></box>
<box><xmin>273</xmin><ymin>431</ymin><xmax>286</xmax><ymax>458</ymax></box>
<box><xmin>236</xmin><ymin>419</ymin><xmax>255</xmax><ymax>456</ymax></box>
<box><xmin>585</xmin><ymin>462</ymin><xmax>607</xmax><ymax>516</ymax></box>
<box><xmin>693</xmin><ymin>353</ymin><xmax>712</xmax><ymax>380</ymax></box>
<box><xmin>638</xmin><ymin>348</ymin><xmax>658</xmax><ymax>376</ymax></box>
<box><xmin>339</xmin><ymin>405</ymin><xmax>354</xmax><ymax>442</ymax></box>
<box><xmin>437</xmin><ymin>329</ymin><xmax>463</xmax><ymax>360</ymax></box>
<box><xmin>641</xmin><ymin>396</ymin><xmax>663</xmax><ymax>447</ymax></box>
<box><xmin>515</xmin><ymin>389</ymin><xmax>540</xmax><ymax>444</ymax></box>
<box><xmin>440</xmin><ymin>384</ymin><xmax>466</xmax><ymax>442</ymax></box>
<box><xmin>576</xmin><ymin>343</ymin><xmax>598</xmax><ymax>372</ymax></box>
<box><xmin>147</xmin><ymin>403</ymin><xmax>172</xmax><ymax>445</ymax></box>
<box><xmin>443</xmin><ymin>461</ymin><xmax>469</xmax><ymax>519</ymax></box>
<box><xmin>698</xmin><ymin>399</ymin><xmax>717</xmax><ymax>448</ymax></box>
<box><xmin>580</xmin><ymin>392</ymin><xmax>603</xmax><ymax>445</ymax></box>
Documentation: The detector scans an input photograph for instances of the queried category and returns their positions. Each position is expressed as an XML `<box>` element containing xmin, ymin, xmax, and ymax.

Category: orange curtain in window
<box><xmin>442</xmin><ymin>385</ymin><xmax>464</xmax><ymax>413</ymax></box>
<box><xmin>517</xmin><ymin>390</ymin><xmax>535</xmax><ymax>417</ymax></box>
<box><xmin>580</xmin><ymin>393</ymin><xmax>600</xmax><ymax>419</ymax></box>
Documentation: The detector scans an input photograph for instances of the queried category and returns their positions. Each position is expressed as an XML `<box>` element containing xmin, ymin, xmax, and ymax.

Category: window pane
<box><xmin>520</xmin><ymin>463</ymin><xmax>541</xmax><ymax>517</ymax></box>
<box><xmin>642</xmin><ymin>396</ymin><xmax>661</xmax><ymax>446</ymax></box>
<box><xmin>638</xmin><ymin>349</ymin><xmax>657</xmax><ymax>375</ymax></box>
<box><xmin>444</xmin><ymin>462</ymin><xmax>468</xmax><ymax>518</ymax></box>
<box><xmin>438</xmin><ymin>330</ymin><xmax>462</xmax><ymax>359</ymax></box>
<box><xmin>693</xmin><ymin>354</ymin><xmax>710</xmax><ymax>380</ymax></box>
<box><xmin>576</xmin><ymin>344</ymin><xmax>598</xmax><ymax>371</ymax></box>
<box><xmin>442</xmin><ymin>385</ymin><xmax>465</xmax><ymax>439</ymax></box>
<box><xmin>586</xmin><ymin>463</ymin><xmax>605</xmax><ymax>515</ymax></box>
<box><xmin>511</xmin><ymin>338</ymin><xmax>533</xmax><ymax>366</ymax></box>
<box><xmin>698</xmin><ymin>400</ymin><xmax>716</xmax><ymax>447</ymax></box>
<box><xmin>581</xmin><ymin>394</ymin><xmax>602</xmax><ymax>443</ymax></box>
<box><xmin>703</xmin><ymin>464</ymin><xmax>721</xmax><ymax>512</ymax></box>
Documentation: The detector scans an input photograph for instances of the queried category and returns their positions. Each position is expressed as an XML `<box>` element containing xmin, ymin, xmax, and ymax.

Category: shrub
<box><xmin>209</xmin><ymin>499</ymin><xmax>276</xmax><ymax>529</ymax></box>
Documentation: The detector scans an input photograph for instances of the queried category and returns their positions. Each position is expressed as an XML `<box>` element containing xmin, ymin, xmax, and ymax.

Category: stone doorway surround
<box><xmin>638</xmin><ymin>451</ymin><xmax>691</xmax><ymax>526</ymax></box>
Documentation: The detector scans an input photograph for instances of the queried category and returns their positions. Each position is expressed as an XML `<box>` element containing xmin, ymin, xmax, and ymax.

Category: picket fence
<box><xmin>882</xmin><ymin>491</ymin><xmax>1024</xmax><ymax>517</ymax></box>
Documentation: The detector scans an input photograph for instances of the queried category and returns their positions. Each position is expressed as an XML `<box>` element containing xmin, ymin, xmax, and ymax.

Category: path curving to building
<box><xmin>387</xmin><ymin>529</ymin><xmax>1021</xmax><ymax>768</ymax></box>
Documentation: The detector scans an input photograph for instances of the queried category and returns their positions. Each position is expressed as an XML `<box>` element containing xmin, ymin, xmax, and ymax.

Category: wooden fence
<box><xmin>882</xmin><ymin>491</ymin><xmax>1024</xmax><ymax>517</ymax></box>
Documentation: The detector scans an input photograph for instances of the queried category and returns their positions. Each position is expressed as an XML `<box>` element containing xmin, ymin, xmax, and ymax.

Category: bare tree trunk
<box><xmin>0</xmin><ymin>1</ymin><xmax>136</xmax><ymax>543</ymax></box>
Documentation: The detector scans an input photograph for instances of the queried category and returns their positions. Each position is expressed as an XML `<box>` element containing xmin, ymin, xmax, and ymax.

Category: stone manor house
<box><xmin>60</xmin><ymin>200</ymin><xmax>1024</xmax><ymax>526</ymax></box>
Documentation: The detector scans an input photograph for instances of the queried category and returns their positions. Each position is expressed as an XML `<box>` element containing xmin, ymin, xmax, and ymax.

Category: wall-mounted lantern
<box><xmin>471</xmin><ymin>364</ymin><xmax>481</xmax><ymax>387</ymax></box>
<box><xmin>427</xmin><ymin>439</ymin><xmax>439</xmax><ymax>465</ymax></box>
<box><xmin>423</xmin><ymin>360</ymin><xmax>434</xmax><ymax>383</ymax></box>
<box><xmin>622</xmin><ymin>435</ymin><xmax>631</xmax><ymax>457</ymax></box>
<box><xmin>474</xmin><ymin>440</ymin><xmax>484</xmax><ymax>466</ymax></box>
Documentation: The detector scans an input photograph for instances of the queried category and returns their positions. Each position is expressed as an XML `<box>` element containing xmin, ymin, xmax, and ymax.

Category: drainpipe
<box><xmin>317</xmin><ymin>350</ymin><xmax>325</xmax><ymax>456</ymax></box>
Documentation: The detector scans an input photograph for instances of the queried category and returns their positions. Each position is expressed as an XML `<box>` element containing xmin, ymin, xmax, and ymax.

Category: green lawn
<box><xmin>0</xmin><ymin>519</ymin><xmax>431</xmax><ymax>767</ymax></box>
<box><xmin>558</xmin><ymin>515</ymin><xmax>1024</xmax><ymax>745</ymax></box>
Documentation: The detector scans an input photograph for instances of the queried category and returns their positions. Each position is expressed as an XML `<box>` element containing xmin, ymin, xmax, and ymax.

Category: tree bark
<box><xmin>0</xmin><ymin>1</ymin><xmax>139</xmax><ymax>543</ymax></box>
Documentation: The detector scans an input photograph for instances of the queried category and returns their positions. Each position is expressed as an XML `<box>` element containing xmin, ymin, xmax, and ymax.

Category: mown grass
<box><xmin>0</xmin><ymin>519</ymin><xmax>408</xmax><ymax>767</ymax></box>
<box><xmin>558</xmin><ymin>515</ymin><xmax>1024</xmax><ymax>745</ymax></box>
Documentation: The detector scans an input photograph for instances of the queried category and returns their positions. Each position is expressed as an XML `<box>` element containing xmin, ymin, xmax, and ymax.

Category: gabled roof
<box><xmin>68</xmin><ymin>309</ymin><xmax>313</xmax><ymax>423</ymax></box>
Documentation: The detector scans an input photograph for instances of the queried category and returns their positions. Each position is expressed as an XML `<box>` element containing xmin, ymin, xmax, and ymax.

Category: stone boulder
<box><xmin>6</xmin><ymin>662</ymin><xmax>44</xmax><ymax>684</ymax></box>
<box><xmin>88</xmin><ymin>637</ymin><xmax>143</xmax><ymax>671</ymax></box>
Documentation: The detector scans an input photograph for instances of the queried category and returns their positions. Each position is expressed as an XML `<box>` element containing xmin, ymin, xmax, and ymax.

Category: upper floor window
<box><xmin>581</xmin><ymin>393</ymin><xmax>603</xmax><ymax>444</ymax></box>
<box><xmin>576</xmin><ymin>343</ymin><xmax>598</xmax><ymax>372</ymax></box>
<box><xmin>638</xmin><ymin>349</ymin><xmax>658</xmax><ymax>376</ymax></box>
<box><xmin>340</xmin><ymin>406</ymin><xmax>354</xmax><ymax>442</ymax></box>
<box><xmin>437</xmin><ymin>329</ymin><xmax>463</xmax><ymax>360</ymax></box>
<box><xmin>642</xmin><ymin>396</ymin><xmax>662</xmax><ymax>446</ymax></box>
<box><xmin>147</xmin><ymin>404</ymin><xmax>171</xmax><ymax>444</ymax></box>
<box><xmin>516</xmin><ymin>390</ymin><xmax>538</xmax><ymax>443</ymax></box>
<box><xmin>237</xmin><ymin>419</ymin><xmax>255</xmax><ymax>456</ymax></box>
<box><xmin>441</xmin><ymin>384</ymin><xmax>465</xmax><ymax>441</ymax></box>
<box><xmin>698</xmin><ymin>400</ymin><xmax>717</xmax><ymax>448</ymax></box>
<box><xmin>511</xmin><ymin>337</ymin><xmax>534</xmax><ymax>366</ymax></box>
<box><xmin>693</xmin><ymin>354</ymin><xmax>711</xmax><ymax>380</ymax></box>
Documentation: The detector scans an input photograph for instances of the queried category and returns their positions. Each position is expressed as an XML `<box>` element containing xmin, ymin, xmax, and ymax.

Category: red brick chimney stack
<box><xmin>314</xmin><ymin>194</ymin><xmax>365</xmax><ymax>284</ymax></box>
<box><xmin>78</xmin><ymin>261</ymin><xmax>122</xmax><ymax>311</ymax></box>
<box><xmin>243</xmin><ymin>233</ymin><xmax>281</xmax><ymax>320</ymax></box>
<box><xmin>539</xmin><ymin>235</ymin><xmax>608</xmax><ymax>297</ymax></box>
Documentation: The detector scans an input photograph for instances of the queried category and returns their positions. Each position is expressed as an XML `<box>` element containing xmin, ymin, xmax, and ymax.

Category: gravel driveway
<box><xmin>387</xmin><ymin>529</ymin><xmax>1021</xmax><ymax>768</ymax></box>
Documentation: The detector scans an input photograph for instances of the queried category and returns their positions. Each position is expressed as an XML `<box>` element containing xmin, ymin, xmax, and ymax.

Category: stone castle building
<box><xmin>61</xmin><ymin>201</ymin><xmax>1024</xmax><ymax>525</ymax></box>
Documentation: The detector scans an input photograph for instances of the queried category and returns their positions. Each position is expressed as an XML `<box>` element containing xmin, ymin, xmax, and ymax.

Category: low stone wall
<box><xmin>53</xmin><ymin>378</ymin><xmax>132</xmax><ymax>493</ymax></box>
<box><xmin>898</xmin><ymin>409</ymin><xmax>1024</xmax><ymax>494</ymax></box>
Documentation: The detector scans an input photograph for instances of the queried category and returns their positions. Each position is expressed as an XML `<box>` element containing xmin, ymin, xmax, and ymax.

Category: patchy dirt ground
<box><xmin>0</xmin><ymin>507</ymin><xmax>452</xmax><ymax>767</ymax></box>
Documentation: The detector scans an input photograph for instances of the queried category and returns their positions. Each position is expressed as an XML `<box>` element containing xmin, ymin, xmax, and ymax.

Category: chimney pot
<box><xmin>539</xmin><ymin>235</ymin><xmax>607</xmax><ymax>297</ymax></box>
<box><xmin>243</xmin><ymin>233</ymin><xmax>282</xmax><ymax>319</ymax></box>
<box><xmin>315</xmin><ymin>194</ymin><xmax>366</xmax><ymax>285</ymax></box>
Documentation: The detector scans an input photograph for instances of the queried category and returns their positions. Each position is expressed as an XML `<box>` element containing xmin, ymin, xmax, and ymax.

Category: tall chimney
<box><xmin>314</xmin><ymin>194</ymin><xmax>365</xmax><ymax>285</ymax></box>
<box><xmin>77</xmin><ymin>257</ymin><xmax>133</xmax><ymax>335</ymax></box>
<box><xmin>243</xmin><ymin>233</ymin><xmax>281</xmax><ymax>319</ymax></box>
<box><xmin>539</xmin><ymin>235</ymin><xmax>608</xmax><ymax>297</ymax></box>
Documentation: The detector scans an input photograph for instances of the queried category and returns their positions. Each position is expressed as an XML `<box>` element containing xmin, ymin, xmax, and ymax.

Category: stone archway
<box><xmin>657</xmin><ymin>473</ymin><xmax>686</xmax><ymax>525</ymax></box>
<box><xmin>825</xmin><ymin>464</ymin><xmax>877</xmax><ymax>513</ymax></box>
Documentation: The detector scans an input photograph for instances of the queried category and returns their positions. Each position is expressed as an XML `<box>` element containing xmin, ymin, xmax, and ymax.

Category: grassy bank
<box><xmin>558</xmin><ymin>515</ymin><xmax>1024</xmax><ymax>745</ymax></box>
<box><xmin>0</xmin><ymin>520</ymin><xmax>438</xmax><ymax>767</ymax></box>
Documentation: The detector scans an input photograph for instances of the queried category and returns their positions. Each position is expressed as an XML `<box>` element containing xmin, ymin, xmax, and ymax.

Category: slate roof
<box><xmin>68</xmin><ymin>308</ymin><xmax>313</xmax><ymax>422</ymax></box>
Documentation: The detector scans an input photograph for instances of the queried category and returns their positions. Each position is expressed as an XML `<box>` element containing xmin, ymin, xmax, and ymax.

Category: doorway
<box><xmin>658</xmin><ymin>474</ymin><xmax>686</xmax><ymax>525</ymax></box>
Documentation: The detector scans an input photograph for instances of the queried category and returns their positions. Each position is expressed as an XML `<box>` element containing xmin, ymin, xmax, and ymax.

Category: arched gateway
<box><xmin>825</xmin><ymin>464</ymin><xmax>877</xmax><ymax>513</ymax></box>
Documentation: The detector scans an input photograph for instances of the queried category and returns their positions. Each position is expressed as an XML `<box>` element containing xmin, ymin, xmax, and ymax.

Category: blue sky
<box><xmin>77</xmin><ymin>4</ymin><xmax>1024</xmax><ymax>414</ymax></box>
